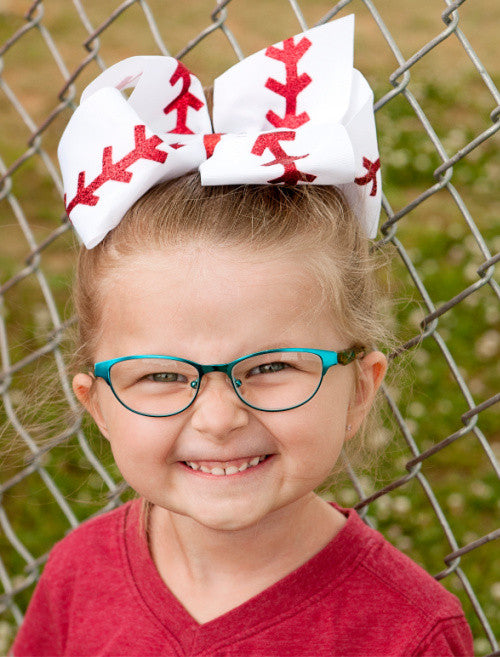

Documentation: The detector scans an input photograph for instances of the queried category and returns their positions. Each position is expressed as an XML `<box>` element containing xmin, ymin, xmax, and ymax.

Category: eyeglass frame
<box><xmin>93</xmin><ymin>346</ymin><xmax>366</xmax><ymax>418</ymax></box>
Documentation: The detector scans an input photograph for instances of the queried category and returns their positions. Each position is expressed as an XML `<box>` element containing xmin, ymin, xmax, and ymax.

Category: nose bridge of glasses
<box><xmin>198</xmin><ymin>363</ymin><xmax>233</xmax><ymax>375</ymax></box>
<box><xmin>193</xmin><ymin>363</ymin><xmax>237</xmax><ymax>391</ymax></box>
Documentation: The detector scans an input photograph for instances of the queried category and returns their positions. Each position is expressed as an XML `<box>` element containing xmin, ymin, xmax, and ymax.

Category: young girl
<box><xmin>13</xmin><ymin>16</ymin><xmax>473</xmax><ymax>657</ymax></box>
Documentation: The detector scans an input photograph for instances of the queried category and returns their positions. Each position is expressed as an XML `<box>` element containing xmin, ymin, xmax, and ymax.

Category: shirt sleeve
<box><xmin>412</xmin><ymin>616</ymin><xmax>475</xmax><ymax>657</ymax></box>
<box><xmin>11</xmin><ymin>553</ymin><xmax>66</xmax><ymax>657</ymax></box>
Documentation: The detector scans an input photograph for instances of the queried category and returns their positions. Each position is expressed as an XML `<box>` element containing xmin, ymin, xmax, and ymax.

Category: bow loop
<box><xmin>212</xmin><ymin>18</ymin><xmax>354</xmax><ymax>133</ymax></box>
<box><xmin>80</xmin><ymin>56</ymin><xmax>213</xmax><ymax>137</ymax></box>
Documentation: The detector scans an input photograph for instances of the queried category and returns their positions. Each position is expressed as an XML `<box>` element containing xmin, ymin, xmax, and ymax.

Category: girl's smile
<box><xmin>74</xmin><ymin>241</ymin><xmax>385</xmax><ymax>535</ymax></box>
<box><xmin>181</xmin><ymin>453</ymin><xmax>271</xmax><ymax>475</ymax></box>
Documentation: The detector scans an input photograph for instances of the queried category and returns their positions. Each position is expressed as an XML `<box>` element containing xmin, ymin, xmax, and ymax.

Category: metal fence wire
<box><xmin>0</xmin><ymin>0</ymin><xmax>499</xmax><ymax>654</ymax></box>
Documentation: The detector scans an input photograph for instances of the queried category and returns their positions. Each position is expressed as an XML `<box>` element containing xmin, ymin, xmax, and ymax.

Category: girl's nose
<box><xmin>189</xmin><ymin>373</ymin><xmax>249</xmax><ymax>439</ymax></box>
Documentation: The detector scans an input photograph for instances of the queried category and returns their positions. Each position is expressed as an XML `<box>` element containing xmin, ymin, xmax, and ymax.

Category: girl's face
<box><xmin>74</xmin><ymin>242</ymin><xmax>385</xmax><ymax>532</ymax></box>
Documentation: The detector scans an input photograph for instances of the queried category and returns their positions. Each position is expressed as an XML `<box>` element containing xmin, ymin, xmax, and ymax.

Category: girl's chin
<box><xmin>170</xmin><ymin>503</ymin><xmax>277</xmax><ymax>533</ymax></box>
<box><xmin>153</xmin><ymin>488</ymin><xmax>286</xmax><ymax>534</ymax></box>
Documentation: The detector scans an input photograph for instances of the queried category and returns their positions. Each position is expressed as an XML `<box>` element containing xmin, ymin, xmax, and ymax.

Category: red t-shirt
<box><xmin>13</xmin><ymin>499</ymin><xmax>473</xmax><ymax>656</ymax></box>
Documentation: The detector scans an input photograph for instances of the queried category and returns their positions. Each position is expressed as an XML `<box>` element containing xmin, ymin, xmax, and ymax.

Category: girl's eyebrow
<box><xmin>235</xmin><ymin>344</ymin><xmax>310</xmax><ymax>357</ymax></box>
<box><xmin>188</xmin><ymin>345</ymin><xmax>303</xmax><ymax>362</ymax></box>
<box><xmin>196</xmin><ymin>346</ymin><xmax>294</xmax><ymax>362</ymax></box>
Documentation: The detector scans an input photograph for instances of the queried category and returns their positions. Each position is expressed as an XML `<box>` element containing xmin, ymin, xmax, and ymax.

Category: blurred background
<box><xmin>0</xmin><ymin>0</ymin><xmax>499</xmax><ymax>654</ymax></box>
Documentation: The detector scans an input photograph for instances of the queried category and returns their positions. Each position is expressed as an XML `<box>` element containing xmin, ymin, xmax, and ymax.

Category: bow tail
<box><xmin>199</xmin><ymin>123</ymin><xmax>355</xmax><ymax>188</ymax></box>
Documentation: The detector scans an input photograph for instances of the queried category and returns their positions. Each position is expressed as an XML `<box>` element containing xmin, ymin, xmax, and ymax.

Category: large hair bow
<box><xmin>58</xmin><ymin>15</ymin><xmax>381</xmax><ymax>249</ymax></box>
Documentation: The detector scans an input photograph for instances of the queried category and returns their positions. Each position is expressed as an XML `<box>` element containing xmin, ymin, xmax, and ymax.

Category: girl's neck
<box><xmin>148</xmin><ymin>494</ymin><xmax>346</xmax><ymax>623</ymax></box>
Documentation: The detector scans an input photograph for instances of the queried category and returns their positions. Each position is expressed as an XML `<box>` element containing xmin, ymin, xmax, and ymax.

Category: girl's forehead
<box><xmin>106</xmin><ymin>242</ymin><xmax>316</xmax><ymax>290</ymax></box>
<box><xmin>95</xmin><ymin>244</ymin><xmax>341</xmax><ymax>358</ymax></box>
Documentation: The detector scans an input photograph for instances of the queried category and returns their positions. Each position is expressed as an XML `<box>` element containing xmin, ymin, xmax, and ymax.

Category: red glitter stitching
<box><xmin>163</xmin><ymin>62</ymin><xmax>204</xmax><ymax>135</ymax></box>
<box><xmin>203</xmin><ymin>133</ymin><xmax>223</xmax><ymax>158</ymax></box>
<box><xmin>65</xmin><ymin>125</ymin><xmax>167</xmax><ymax>215</ymax></box>
<box><xmin>354</xmin><ymin>157</ymin><xmax>380</xmax><ymax>196</ymax></box>
<box><xmin>264</xmin><ymin>37</ymin><xmax>312</xmax><ymax>129</ymax></box>
<box><xmin>251</xmin><ymin>131</ymin><xmax>316</xmax><ymax>185</ymax></box>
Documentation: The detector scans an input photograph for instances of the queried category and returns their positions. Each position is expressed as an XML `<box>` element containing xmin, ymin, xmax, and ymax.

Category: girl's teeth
<box><xmin>186</xmin><ymin>456</ymin><xmax>268</xmax><ymax>475</ymax></box>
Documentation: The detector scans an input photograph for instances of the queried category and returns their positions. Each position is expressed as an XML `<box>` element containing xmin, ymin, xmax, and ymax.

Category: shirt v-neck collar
<box><xmin>121</xmin><ymin>498</ymin><xmax>375</xmax><ymax>656</ymax></box>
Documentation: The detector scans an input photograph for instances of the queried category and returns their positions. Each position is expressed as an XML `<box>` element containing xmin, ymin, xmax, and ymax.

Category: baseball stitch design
<box><xmin>163</xmin><ymin>61</ymin><xmax>205</xmax><ymax>135</ymax></box>
<box><xmin>254</xmin><ymin>36</ymin><xmax>316</xmax><ymax>184</ymax></box>
<box><xmin>251</xmin><ymin>132</ymin><xmax>316</xmax><ymax>185</ymax></box>
<box><xmin>64</xmin><ymin>125</ymin><xmax>167</xmax><ymax>216</ymax></box>
<box><xmin>265</xmin><ymin>36</ymin><xmax>312</xmax><ymax>129</ymax></box>
<box><xmin>354</xmin><ymin>156</ymin><xmax>380</xmax><ymax>196</ymax></box>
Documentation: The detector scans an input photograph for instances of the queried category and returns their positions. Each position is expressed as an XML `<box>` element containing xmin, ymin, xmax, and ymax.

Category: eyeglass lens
<box><xmin>108</xmin><ymin>352</ymin><xmax>324</xmax><ymax>416</ymax></box>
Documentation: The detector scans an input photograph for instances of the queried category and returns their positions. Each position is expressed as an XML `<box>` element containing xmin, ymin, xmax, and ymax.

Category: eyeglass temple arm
<box><xmin>336</xmin><ymin>346</ymin><xmax>366</xmax><ymax>366</ymax></box>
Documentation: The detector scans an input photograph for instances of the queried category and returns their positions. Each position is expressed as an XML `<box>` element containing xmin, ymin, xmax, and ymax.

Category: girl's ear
<box><xmin>72</xmin><ymin>373</ymin><xmax>110</xmax><ymax>440</ymax></box>
<box><xmin>346</xmin><ymin>350</ymin><xmax>387</xmax><ymax>437</ymax></box>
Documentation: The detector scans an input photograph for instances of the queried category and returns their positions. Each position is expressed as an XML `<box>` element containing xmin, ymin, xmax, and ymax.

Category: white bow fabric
<box><xmin>58</xmin><ymin>15</ymin><xmax>381</xmax><ymax>248</ymax></box>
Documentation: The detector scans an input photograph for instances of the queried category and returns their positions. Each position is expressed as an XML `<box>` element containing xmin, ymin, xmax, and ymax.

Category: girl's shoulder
<box><xmin>325</xmin><ymin>504</ymin><xmax>473</xmax><ymax>655</ymax></box>
<box><xmin>45</xmin><ymin>499</ymin><xmax>137</xmax><ymax>575</ymax></box>
<box><xmin>333</xmin><ymin>504</ymin><xmax>465</xmax><ymax>620</ymax></box>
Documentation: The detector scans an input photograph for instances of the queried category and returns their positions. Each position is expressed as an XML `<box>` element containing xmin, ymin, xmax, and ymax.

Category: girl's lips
<box><xmin>181</xmin><ymin>455</ymin><xmax>271</xmax><ymax>476</ymax></box>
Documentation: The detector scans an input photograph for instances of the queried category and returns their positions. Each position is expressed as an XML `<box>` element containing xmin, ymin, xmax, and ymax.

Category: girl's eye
<box><xmin>248</xmin><ymin>361</ymin><xmax>290</xmax><ymax>376</ymax></box>
<box><xmin>146</xmin><ymin>372</ymin><xmax>188</xmax><ymax>383</ymax></box>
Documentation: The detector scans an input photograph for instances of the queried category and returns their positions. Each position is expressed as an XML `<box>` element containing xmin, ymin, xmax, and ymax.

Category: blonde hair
<box><xmin>74</xmin><ymin>174</ymin><xmax>388</xmax><ymax>370</ymax></box>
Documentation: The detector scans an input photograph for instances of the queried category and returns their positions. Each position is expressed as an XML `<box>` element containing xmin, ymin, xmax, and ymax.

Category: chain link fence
<box><xmin>0</xmin><ymin>0</ymin><xmax>498</xmax><ymax>654</ymax></box>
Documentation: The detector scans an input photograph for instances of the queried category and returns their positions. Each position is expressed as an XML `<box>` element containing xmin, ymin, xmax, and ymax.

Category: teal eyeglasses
<box><xmin>94</xmin><ymin>347</ymin><xmax>365</xmax><ymax>417</ymax></box>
